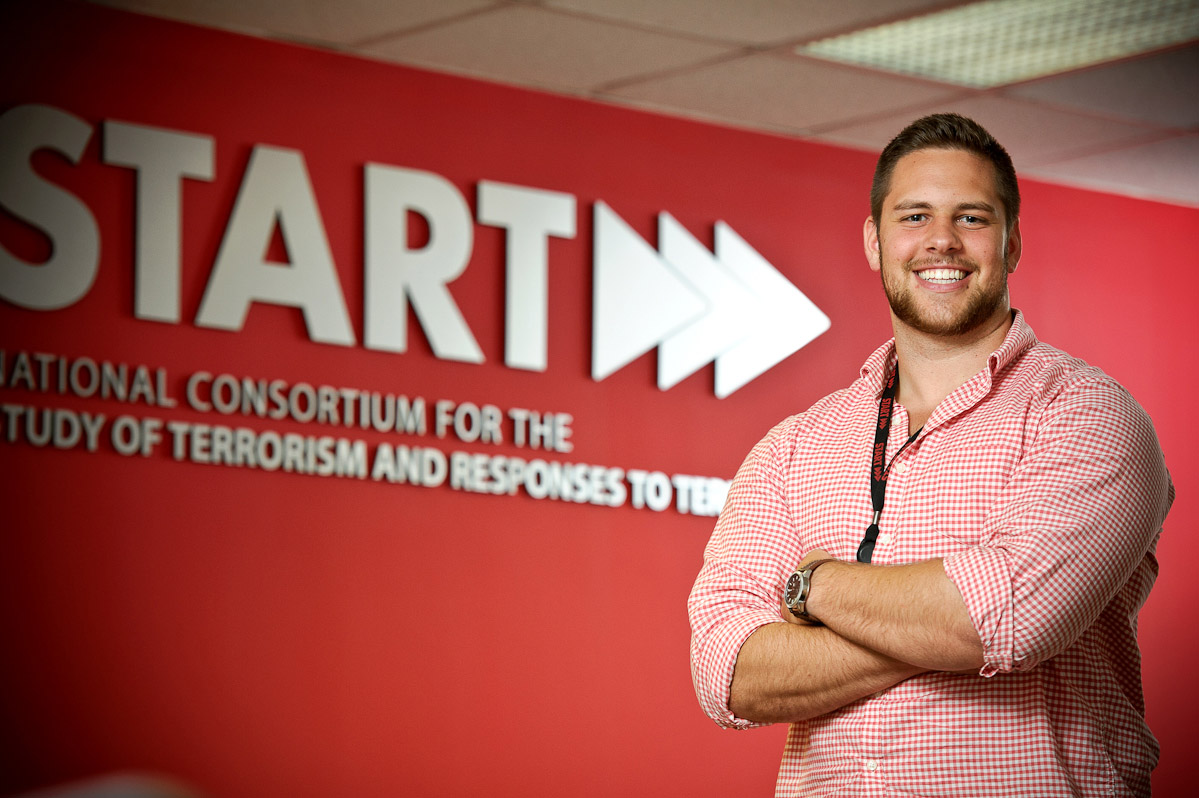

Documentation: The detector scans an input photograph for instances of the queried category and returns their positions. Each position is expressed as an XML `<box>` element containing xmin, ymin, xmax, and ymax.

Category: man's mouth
<box><xmin>915</xmin><ymin>268</ymin><xmax>967</xmax><ymax>284</ymax></box>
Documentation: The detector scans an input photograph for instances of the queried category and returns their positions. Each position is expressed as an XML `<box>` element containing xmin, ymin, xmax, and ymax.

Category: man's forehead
<box><xmin>884</xmin><ymin>148</ymin><xmax>1003</xmax><ymax>207</ymax></box>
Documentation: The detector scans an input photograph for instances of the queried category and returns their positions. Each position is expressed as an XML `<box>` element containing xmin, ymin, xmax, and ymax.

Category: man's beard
<box><xmin>881</xmin><ymin>254</ymin><xmax>1008</xmax><ymax>337</ymax></box>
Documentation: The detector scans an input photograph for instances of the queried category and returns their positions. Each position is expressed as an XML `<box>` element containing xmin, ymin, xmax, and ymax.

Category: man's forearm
<box><xmin>729</xmin><ymin>621</ymin><xmax>925</xmax><ymax>723</ymax></box>
<box><xmin>804</xmin><ymin>558</ymin><xmax>984</xmax><ymax>672</ymax></box>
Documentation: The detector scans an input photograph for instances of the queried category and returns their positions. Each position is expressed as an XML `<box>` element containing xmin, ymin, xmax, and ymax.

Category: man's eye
<box><xmin>960</xmin><ymin>215</ymin><xmax>985</xmax><ymax>225</ymax></box>
<box><xmin>902</xmin><ymin>214</ymin><xmax>926</xmax><ymax>222</ymax></box>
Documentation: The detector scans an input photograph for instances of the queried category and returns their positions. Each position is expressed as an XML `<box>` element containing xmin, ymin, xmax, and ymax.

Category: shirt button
<box><xmin>894</xmin><ymin>461</ymin><xmax>909</xmax><ymax>474</ymax></box>
<box><xmin>864</xmin><ymin>759</ymin><xmax>879</xmax><ymax>772</ymax></box>
<box><xmin>877</xmin><ymin>532</ymin><xmax>894</xmax><ymax>544</ymax></box>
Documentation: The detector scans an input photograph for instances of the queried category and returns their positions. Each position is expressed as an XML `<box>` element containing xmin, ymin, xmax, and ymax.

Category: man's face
<box><xmin>864</xmin><ymin>148</ymin><xmax>1021</xmax><ymax>339</ymax></box>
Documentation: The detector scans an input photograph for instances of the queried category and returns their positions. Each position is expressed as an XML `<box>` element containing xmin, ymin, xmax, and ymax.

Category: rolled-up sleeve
<box><xmin>944</xmin><ymin>377</ymin><xmax>1173</xmax><ymax>677</ymax></box>
<box><xmin>688</xmin><ymin>418</ymin><xmax>805</xmax><ymax>728</ymax></box>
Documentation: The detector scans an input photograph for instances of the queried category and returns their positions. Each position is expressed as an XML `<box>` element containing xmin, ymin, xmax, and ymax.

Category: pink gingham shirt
<box><xmin>689</xmin><ymin>312</ymin><xmax>1173</xmax><ymax>797</ymax></box>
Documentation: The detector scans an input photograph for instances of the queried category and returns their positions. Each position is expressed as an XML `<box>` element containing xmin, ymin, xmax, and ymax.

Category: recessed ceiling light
<box><xmin>797</xmin><ymin>0</ymin><xmax>1199</xmax><ymax>88</ymax></box>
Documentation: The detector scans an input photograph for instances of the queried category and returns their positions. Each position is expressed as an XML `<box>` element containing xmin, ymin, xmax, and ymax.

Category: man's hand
<box><xmin>799</xmin><ymin>549</ymin><xmax>833</xmax><ymax>568</ymax></box>
<box><xmin>780</xmin><ymin>549</ymin><xmax>836</xmax><ymax>625</ymax></box>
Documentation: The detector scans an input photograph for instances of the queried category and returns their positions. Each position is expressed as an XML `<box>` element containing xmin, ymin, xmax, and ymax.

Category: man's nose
<box><xmin>924</xmin><ymin>218</ymin><xmax>962</xmax><ymax>253</ymax></box>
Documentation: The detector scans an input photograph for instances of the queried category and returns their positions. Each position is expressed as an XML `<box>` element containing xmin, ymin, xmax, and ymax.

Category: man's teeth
<box><xmin>919</xmin><ymin>268</ymin><xmax>966</xmax><ymax>282</ymax></box>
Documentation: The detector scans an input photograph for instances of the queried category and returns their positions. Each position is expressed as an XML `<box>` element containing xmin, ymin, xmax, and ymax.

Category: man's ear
<box><xmin>864</xmin><ymin>216</ymin><xmax>882</xmax><ymax>272</ymax></box>
<box><xmin>1006</xmin><ymin>218</ymin><xmax>1022</xmax><ymax>274</ymax></box>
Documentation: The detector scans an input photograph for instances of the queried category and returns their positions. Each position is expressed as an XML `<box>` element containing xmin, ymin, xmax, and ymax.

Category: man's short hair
<box><xmin>871</xmin><ymin>113</ymin><xmax>1020</xmax><ymax>230</ymax></box>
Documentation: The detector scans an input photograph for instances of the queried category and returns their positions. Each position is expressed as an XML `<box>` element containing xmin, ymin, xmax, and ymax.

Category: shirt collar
<box><xmin>859</xmin><ymin>338</ymin><xmax>899</xmax><ymax>398</ymax></box>
<box><xmin>987</xmin><ymin>309</ymin><xmax>1037</xmax><ymax>375</ymax></box>
<box><xmin>859</xmin><ymin>309</ymin><xmax>1038</xmax><ymax>397</ymax></box>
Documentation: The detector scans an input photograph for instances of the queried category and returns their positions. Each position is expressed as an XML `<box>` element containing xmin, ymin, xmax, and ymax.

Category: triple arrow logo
<box><xmin>592</xmin><ymin>202</ymin><xmax>831</xmax><ymax>398</ymax></box>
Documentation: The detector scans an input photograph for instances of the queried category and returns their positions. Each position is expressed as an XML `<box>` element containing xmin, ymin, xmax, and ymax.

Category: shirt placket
<box><xmin>857</xmin><ymin>414</ymin><xmax>913</xmax><ymax>793</ymax></box>
<box><xmin>871</xmin><ymin>406</ymin><xmax>918</xmax><ymax>564</ymax></box>
<box><xmin>856</xmin><ymin>705</ymin><xmax>891</xmax><ymax>797</ymax></box>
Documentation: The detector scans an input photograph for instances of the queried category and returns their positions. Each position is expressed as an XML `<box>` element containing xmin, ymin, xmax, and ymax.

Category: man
<box><xmin>688</xmin><ymin>113</ymin><xmax>1173</xmax><ymax>797</ymax></box>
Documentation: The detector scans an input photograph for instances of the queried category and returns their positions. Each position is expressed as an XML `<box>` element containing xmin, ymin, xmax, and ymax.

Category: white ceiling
<box><xmin>94</xmin><ymin>0</ymin><xmax>1199</xmax><ymax>207</ymax></box>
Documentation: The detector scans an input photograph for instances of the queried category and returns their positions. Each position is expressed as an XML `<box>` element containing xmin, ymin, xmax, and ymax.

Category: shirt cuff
<box><xmin>698</xmin><ymin>612</ymin><xmax>786</xmax><ymax>729</ymax></box>
<box><xmin>943</xmin><ymin>547</ymin><xmax>1014</xmax><ymax>677</ymax></box>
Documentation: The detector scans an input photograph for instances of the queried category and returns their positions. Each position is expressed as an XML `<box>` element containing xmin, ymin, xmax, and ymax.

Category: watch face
<box><xmin>783</xmin><ymin>571</ymin><xmax>803</xmax><ymax>608</ymax></box>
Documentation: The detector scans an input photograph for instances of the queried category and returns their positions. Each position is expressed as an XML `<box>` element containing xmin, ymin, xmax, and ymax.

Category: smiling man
<box><xmin>688</xmin><ymin>114</ymin><xmax>1173</xmax><ymax>797</ymax></box>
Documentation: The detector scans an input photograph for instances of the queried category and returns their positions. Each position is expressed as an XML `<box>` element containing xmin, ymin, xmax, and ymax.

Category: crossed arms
<box><xmin>729</xmin><ymin>556</ymin><xmax>981</xmax><ymax>722</ymax></box>
<box><xmin>688</xmin><ymin>377</ymin><xmax>1172</xmax><ymax>729</ymax></box>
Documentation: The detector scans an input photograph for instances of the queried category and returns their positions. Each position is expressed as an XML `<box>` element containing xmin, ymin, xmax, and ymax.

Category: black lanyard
<box><xmin>857</xmin><ymin>365</ymin><xmax>921</xmax><ymax>563</ymax></box>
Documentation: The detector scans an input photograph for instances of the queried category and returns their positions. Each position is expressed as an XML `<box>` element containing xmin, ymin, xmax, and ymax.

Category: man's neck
<box><xmin>891</xmin><ymin>311</ymin><xmax>1014</xmax><ymax>432</ymax></box>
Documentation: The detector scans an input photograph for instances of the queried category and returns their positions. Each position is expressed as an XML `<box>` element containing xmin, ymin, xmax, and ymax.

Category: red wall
<box><xmin>1</xmin><ymin>2</ymin><xmax>1195</xmax><ymax>796</ymax></box>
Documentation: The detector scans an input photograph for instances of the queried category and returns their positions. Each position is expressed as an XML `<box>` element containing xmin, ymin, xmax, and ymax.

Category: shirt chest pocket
<box><xmin>788</xmin><ymin>440</ymin><xmax>874</xmax><ymax>559</ymax></box>
<box><xmin>916</xmin><ymin>430</ymin><xmax>1023</xmax><ymax>547</ymax></box>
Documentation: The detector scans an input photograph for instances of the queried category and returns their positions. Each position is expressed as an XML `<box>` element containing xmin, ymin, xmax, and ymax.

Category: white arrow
<box><xmin>656</xmin><ymin>213</ymin><xmax>756</xmax><ymax>390</ymax></box>
<box><xmin>591</xmin><ymin>206</ymin><xmax>829</xmax><ymax>396</ymax></box>
<box><xmin>710</xmin><ymin>222</ymin><xmax>830</xmax><ymax>398</ymax></box>
<box><xmin>591</xmin><ymin>202</ymin><xmax>707</xmax><ymax>382</ymax></box>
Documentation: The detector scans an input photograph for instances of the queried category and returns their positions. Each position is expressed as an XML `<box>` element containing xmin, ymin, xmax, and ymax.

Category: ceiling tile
<box><xmin>361</xmin><ymin>5</ymin><xmax>734</xmax><ymax>92</ymax></box>
<box><xmin>1022</xmin><ymin>135</ymin><xmax>1199</xmax><ymax>207</ymax></box>
<box><xmin>814</xmin><ymin>95</ymin><xmax>1157</xmax><ymax>166</ymax></box>
<box><xmin>604</xmin><ymin>54</ymin><xmax>960</xmax><ymax>133</ymax></box>
<box><xmin>93</xmin><ymin>0</ymin><xmax>500</xmax><ymax>45</ymax></box>
<box><xmin>1005</xmin><ymin>44</ymin><xmax>1199</xmax><ymax>130</ymax></box>
<box><xmin>542</xmin><ymin>0</ymin><xmax>954</xmax><ymax>46</ymax></box>
<box><xmin>86</xmin><ymin>0</ymin><xmax>1199</xmax><ymax>208</ymax></box>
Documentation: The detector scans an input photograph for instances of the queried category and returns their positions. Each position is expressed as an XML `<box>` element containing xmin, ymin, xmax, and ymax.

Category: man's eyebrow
<box><xmin>956</xmin><ymin>201</ymin><xmax>998</xmax><ymax>214</ymax></box>
<box><xmin>890</xmin><ymin>199</ymin><xmax>999</xmax><ymax>214</ymax></box>
<box><xmin>891</xmin><ymin>200</ymin><xmax>932</xmax><ymax>212</ymax></box>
